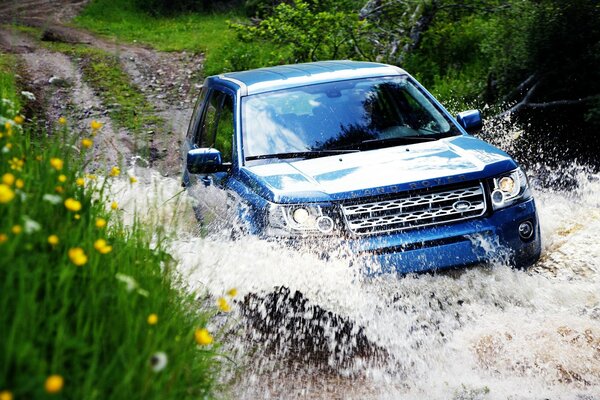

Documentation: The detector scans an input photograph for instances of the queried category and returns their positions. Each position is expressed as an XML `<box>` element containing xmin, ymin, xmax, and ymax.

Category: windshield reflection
<box><xmin>242</xmin><ymin>76</ymin><xmax>461</xmax><ymax>161</ymax></box>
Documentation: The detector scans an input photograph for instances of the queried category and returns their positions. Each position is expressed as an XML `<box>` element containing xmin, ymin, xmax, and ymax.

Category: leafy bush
<box><xmin>213</xmin><ymin>0</ymin><xmax>369</xmax><ymax>71</ymax></box>
<box><xmin>204</xmin><ymin>40</ymin><xmax>289</xmax><ymax>76</ymax></box>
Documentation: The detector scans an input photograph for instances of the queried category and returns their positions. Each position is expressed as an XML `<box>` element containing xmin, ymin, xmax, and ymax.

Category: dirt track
<box><xmin>0</xmin><ymin>0</ymin><xmax>203</xmax><ymax>175</ymax></box>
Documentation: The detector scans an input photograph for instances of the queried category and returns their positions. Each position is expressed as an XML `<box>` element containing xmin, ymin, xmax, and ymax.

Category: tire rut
<box><xmin>0</xmin><ymin>27</ymin><xmax>133</xmax><ymax>171</ymax></box>
<box><xmin>0</xmin><ymin>0</ymin><xmax>205</xmax><ymax>176</ymax></box>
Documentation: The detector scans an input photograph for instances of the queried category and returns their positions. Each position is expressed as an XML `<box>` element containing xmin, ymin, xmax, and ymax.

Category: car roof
<box><xmin>216</xmin><ymin>60</ymin><xmax>406</xmax><ymax>96</ymax></box>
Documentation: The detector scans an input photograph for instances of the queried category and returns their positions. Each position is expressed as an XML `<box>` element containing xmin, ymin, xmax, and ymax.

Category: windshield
<box><xmin>242</xmin><ymin>76</ymin><xmax>461</xmax><ymax>161</ymax></box>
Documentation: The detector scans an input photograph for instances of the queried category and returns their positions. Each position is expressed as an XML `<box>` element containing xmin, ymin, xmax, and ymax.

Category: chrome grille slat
<box><xmin>341</xmin><ymin>183</ymin><xmax>487</xmax><ymax>235</ymax></box>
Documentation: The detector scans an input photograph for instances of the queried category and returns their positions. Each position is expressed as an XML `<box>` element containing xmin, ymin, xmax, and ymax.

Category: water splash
<box><xmin>107</xmin><ymin>161</ymin><xmax>600</xmax><ymax>399</ymax></box>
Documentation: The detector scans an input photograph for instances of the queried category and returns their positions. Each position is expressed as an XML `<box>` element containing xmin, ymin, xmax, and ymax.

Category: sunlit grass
<box><xmin>74</xmin><ymin>0</ymin><xmax>240</xmax><ymax>53</ymax></box>
<box><xmin>0</xmin><ymin>56</ymin><xmax>231</xmax><ymax>399</ymax></box>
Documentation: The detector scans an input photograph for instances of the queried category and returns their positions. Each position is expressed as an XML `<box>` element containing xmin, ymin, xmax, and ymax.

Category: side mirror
<box><xmin>186</xmin><ymin>148</ymin><xmax>229</xmax><ymax>174</ymax></box>
<box><xmin>456</xmin><ymin>110</ymin><xmax>483</xmax><ymax>134</ymax></box>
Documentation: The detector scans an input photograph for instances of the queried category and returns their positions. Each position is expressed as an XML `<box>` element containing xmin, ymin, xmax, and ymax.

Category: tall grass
<box><xmin>0</xmin><ymin>56</ymin><xmax>231</xmax><ymax>399</ymax></box>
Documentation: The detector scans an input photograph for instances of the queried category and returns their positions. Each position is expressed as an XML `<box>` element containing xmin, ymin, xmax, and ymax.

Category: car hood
<box><xmin>241</xmin><ymin>136</ymin><xmax>517</xmax><ymax>203</ymax></box>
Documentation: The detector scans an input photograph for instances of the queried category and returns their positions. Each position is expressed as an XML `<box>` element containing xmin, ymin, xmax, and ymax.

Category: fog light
<box><xmin>292</xmin><ymin>208</ymin><xmax>310</xmax><ymax>224</ymax></box>
<box><xmin>491</xmin><ymin>190</ymin><xmax>505</xmax><ymax>207</ymax></box>
<box><xmin>316</xmin><ymin>216</ymin><xmax>334</xmax><ymax>233</ymax></box>
<box><xmin>518</xmin><ymin>221</ymin><xmax>534</xmax><ymax>240</ymax></box>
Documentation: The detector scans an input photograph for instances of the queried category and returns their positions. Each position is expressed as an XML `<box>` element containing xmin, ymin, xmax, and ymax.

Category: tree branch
<box><xmin>503</xmin><ymin>73</ymin><xmax>538</xmax><ymax>102</ymax></box>
<box><xmin>496</xmin><ymin>94</ymin><xmax>598</xmax><ymax>119</ymax></box>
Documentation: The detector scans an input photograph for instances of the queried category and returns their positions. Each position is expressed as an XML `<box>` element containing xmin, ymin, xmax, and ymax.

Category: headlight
<box><xmin>265</xmin><ymin>203</ymin><xmax>336</xmax><ymax>236</ymax></box>
<box><xmin>490</xmin><ymin>167</ymin><xmax>531</xmax><ymax>210</ymax></box>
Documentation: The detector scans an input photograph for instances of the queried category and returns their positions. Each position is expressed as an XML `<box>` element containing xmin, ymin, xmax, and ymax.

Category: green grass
<box><xmin>0</xmin><ymin>55</ymin><xmax>231</xmax><ymax>399</ymax></box>
<box><xmin>74</xmin><ymin>0</ymin><xmax>239</xmax><ymax>53</ymax></box>
<box><xmin>0</xmin><ymin>53</ymin><xmax>20</xmax><ymax>111</ymax></box>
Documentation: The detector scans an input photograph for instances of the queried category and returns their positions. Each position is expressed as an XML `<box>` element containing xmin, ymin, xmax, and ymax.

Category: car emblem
<box><xmin>452</xmin><ymin>200</ymin><xmax>471</xmax><ymax>212</ymax></box>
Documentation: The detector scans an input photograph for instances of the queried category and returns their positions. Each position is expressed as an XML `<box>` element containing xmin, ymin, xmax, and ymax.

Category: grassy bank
<box><xmin>0</xmin><ymin>55</ymin><xmax>231</xmax><ymax>399</ymax></box>
<box><xmin>74</xmin><ymin>0</ymin><xmax>239</xmax><ymax>53</ymax></box>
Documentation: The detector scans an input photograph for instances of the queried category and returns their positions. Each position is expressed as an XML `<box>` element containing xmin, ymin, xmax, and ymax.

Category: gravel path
<box><xmin>0</xmin><ymin>0</ymin><xmax>204</xmax><ymax>175</ymax></box>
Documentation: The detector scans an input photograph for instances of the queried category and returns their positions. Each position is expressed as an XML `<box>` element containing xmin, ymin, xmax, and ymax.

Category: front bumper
<box><xmin>347</xmin><ymin>198</ymin><xmax>541</xmax><ymax>275</ymax></box>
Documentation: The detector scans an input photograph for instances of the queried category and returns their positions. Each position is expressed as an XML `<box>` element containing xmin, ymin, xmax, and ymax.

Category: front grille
<box><xmin>340</xmin><ymin>183</ymin><xmax>487</xmax><ymax>235</ymax></box>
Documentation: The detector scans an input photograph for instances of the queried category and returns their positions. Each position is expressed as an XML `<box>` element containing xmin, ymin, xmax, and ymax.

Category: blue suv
<box><xmin>182</xmin><ymin>61</ymin><xmax>541</xmax><ymax>274</ymax></box>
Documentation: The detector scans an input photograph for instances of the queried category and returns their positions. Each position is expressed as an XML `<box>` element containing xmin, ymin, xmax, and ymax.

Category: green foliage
<box><xmin>0</xmin><ymin>59</ymin><xmax>227</xmax><ymax>398</ymax></box>
<box><xmin>229</xmin><ymin>0</ymin><xmax>370</xmax><ymax>66</ymax></box>
<box><xmin>0</xmin><ymin>54</ymin><xmax>20</xmax><ymax>111</ymax></box>
<box><xmin>204</xmin><ymin>40</ymin><xmax>286</xmax><ymax>75</ymax></box>
<box><xmin>405</xmin><ymin>14</ymin><xmax>493</xmax><ymax>109</ymax></box>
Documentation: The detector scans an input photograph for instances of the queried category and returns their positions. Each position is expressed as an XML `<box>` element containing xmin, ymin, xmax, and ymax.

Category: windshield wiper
<box><xmin>246</xmin><ymin>149</ymin><xmax>359</xmax><ymax>161</ymax></box>
<box><xmin>358</xmin><ymin>136</ymin><xmax>438</xmax><ymax>150</ymax></box>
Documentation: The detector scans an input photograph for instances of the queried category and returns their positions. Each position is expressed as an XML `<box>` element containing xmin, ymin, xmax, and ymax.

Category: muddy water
<box><xmin>109</xmin><ymin>162</ymin><xmax>600</xmax><ymax>400</ymax></box>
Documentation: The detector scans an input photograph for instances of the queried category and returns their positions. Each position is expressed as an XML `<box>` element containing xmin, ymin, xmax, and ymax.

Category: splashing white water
<box><xmin>109</xmin><ymin>164</ymin><xmax>600</xmax><ymax>400</ymax></box>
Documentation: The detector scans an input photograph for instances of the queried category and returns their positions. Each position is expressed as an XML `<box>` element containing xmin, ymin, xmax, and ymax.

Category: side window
<box><xmin>187</xmin><ymin>86</ymin><xmax>208</xmax><ymax>141</ymax></box>
<box><xmin>194</xmin><ymin>90</ymin><xmax>234</xmax><ymax>163</ymax></box>
<box><xmin>215</xmin><ymin>95</ymin><xmax>233</xmax><ymax>163</ymax></box>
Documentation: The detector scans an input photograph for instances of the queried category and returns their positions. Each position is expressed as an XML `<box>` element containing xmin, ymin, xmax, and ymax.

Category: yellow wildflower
<box><xmin>85</xmin><ymin>174</ymin><xmax>97</xmax><ymax>180</ymax></box>
<box><xmin>15</xmin><ymin>179</ymin><xmax>24</xmax><ymax>189</ymax></box>
<box><xmin>217</xmin><ymin>297</ymin><xmax>231</xmax><ymax>312</ymax></box>
<box><xmin>58</xmin><ymin>174</ymin><xmax>67</xmax><ymax>183</ymax></box>
<box><xmin>2</xmin><ymin>173</ymin><xmax>15</xmax><ymax>186</ymax></box>
<box><xmin>4</xmin><ymin>143</ymin><xmax>12</xmax><ymax>150</ymax></box>
<box><xmin>58</xmin><ymin>116</ymin><xmax>67</xmax><ymax>125</ymax></box>
<box><xmin>4</xmin><ymin>122</ymin><xmax>12</xmax><ymax>136</ymax></box>
<box><xmin>81</xmin><ymin>138</ymin><xmax>93</xmax><ymax>149</ymax></box>
<box><xmin>0</xmin><ymin>234</ymin><xmax>7</xmax><ymax>244</ymax></box>
<box><xmin>109</xmin><ymin>166</ymin><xmax>120</xmax><ymax>177</ymax></box>
<box><xmin>48</xmin><ymin>235</ymin><xmax>59</xmax><ymax>245</ymax></box>
<box><xmin>64</xmin><ymin>198</ymin><xmax>82</xmax><ymax>212</ymax></box>
<box><xmin>129</xmin><ymin>176</ymin><xmax>138</xmax><ymax>184</ymax></box>
<box><xmin>14</xmin><ymin>115</ymin><xmax>24</xmax><ymax>125</ymax></box>
<box><xmin>90</xmin><ymin>120</ymin><xmax>103</xmax><ymax>131</ymax></box>
<box><xmin>8</xmin><ymin>157</ymin><xmax>24</xmax><ymax>171</ymax></box>
<box><xmin>0</xmin><ymin>390</ymin><xmax>13</xmax><ymax>400</ymax></box>
<box><xmin>147</xmin><ymin>313</ymin><xmax>158</xmax><ymax>325</ymax></box>
<box><xmin>50</xmin><ymin>157</ymin><xmax>63</xmax><ymax>171</ymax></box>
<box><xmin>68</xmin><ymin>247</ymin><xmax>87</xmax><ymax>266</ymax></box>
<box><xmin>11</xmin><ymin>225</ymin><xmax>22</xmax><ymax>235</ymax></box>
<box><xmin>111</xmin><ymin>201</ymin><xmax>118</xmax><ymax>210</ymax></box>
<box><xmin>94</xmin><ymin>238</ymin><xmax>112</xmax><ymax>254</ymax></box>
<box><xmin>227</xmin><ymin>288</ymin><xmax>238</xmax><ymax>297</ymax></box>
<box><xmin>44</xmin><ymin>374</ymin><xmax>64</xmax><ymax>393</ymax></box>
<box><xmin>76</xmin><ymin>177</ymin><xmax>85</xmax><ymax>186</ymax></box>
<box><xmin>95</xmin><ymin>218</ymin><xmax>107</xmax><ymax>228</ymax></box>
<box><xmin>55</xmin><ymin>186</ymin><xmax>64</xmax><ymax>194</ymax></box>
<box><xmin>0</xmin><ymin>184</ymin><xmax>15</xmax><ymax>203</ymax></box>
<box><xmin>74</xmin><ymin>214</ymin><xmax>81</xmax><ymax>220</ymax></box>
<box><xmin>194</xmin><ymin>328</ymin><xmax>213</xmax><ymax>346</ymax></box>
